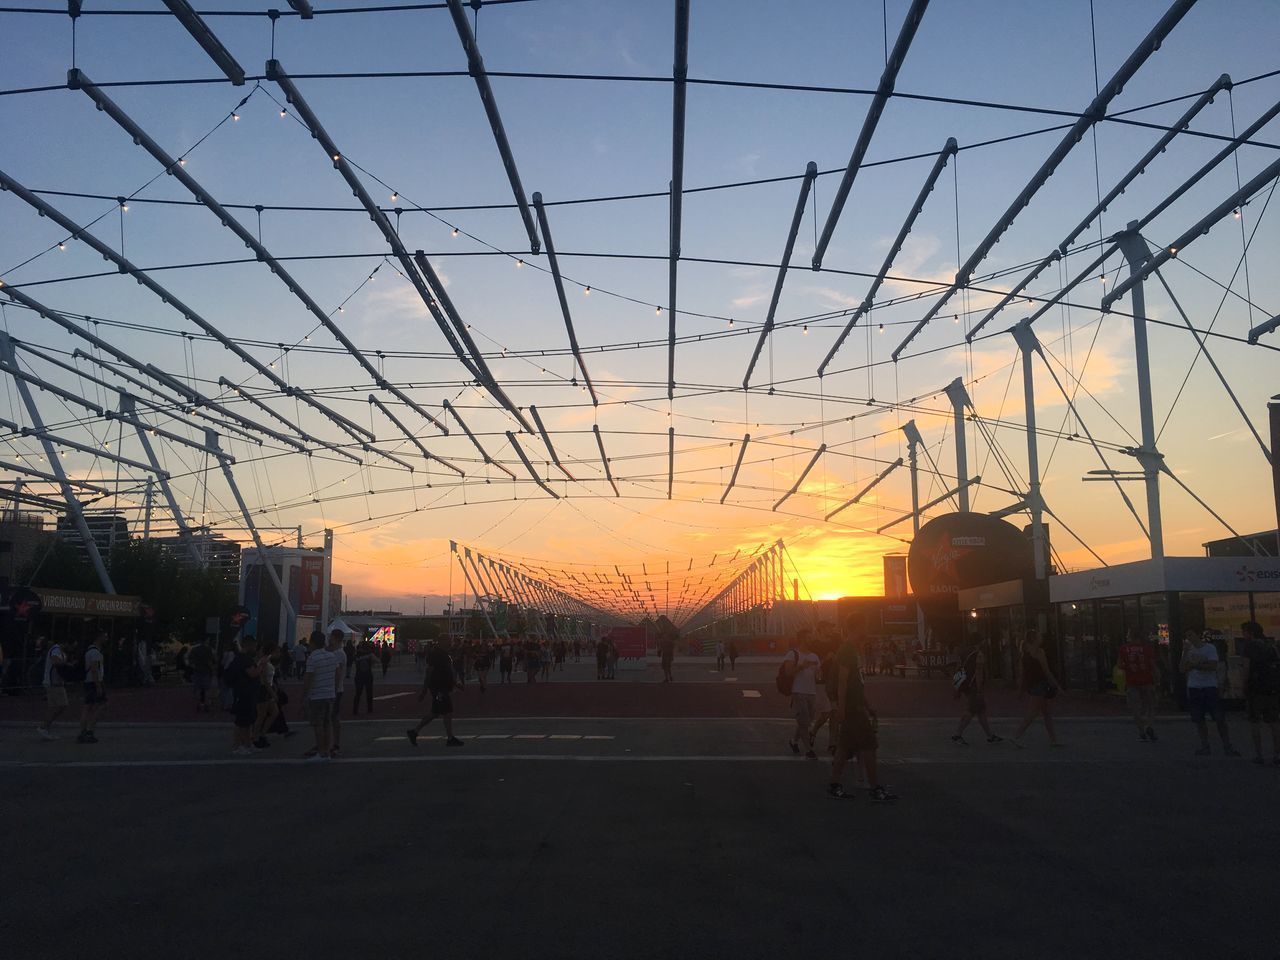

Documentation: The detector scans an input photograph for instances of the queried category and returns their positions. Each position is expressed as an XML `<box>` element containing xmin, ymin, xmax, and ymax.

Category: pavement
<box><xmin>3</xmin><ymin>664</ymin><xmax>1277</xmax><ymax>959</ymax></box>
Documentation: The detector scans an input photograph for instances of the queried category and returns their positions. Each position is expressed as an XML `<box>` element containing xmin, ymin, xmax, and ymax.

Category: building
<box><xmin>152</xmin><ymin>527</ymin><xmax>242</xmax><ymax>583</ymax></box>
<box><xmin>0</xmin><ymin>512</ymin><xmax>54</xmax><ymax>591</ymax></box>
<box><xmin>55</xmin><ymin>511</ymin><xmax>129</xmax><ymax>558</ymax></box>
<box><xmin>238</xmin><ymin>530</ymin><xmax>334</xmax><ymax>651</ymax></box>
<box><xmin>1204</xmin><ymin>530</ymin><xmax>1279</xmax><ymax>559</ymax></box>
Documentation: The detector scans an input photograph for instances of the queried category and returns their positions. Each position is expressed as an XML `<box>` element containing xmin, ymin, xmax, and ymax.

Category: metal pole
<box><xmin>121</xmin><ymin>395</ymin><xmax>204</xmax><ymax>568</ymax></box>
<box><xmin>0</xmin><ymin>332</ymin><xmax>114</xmax><ymax>593</ymax></box>
<box><xmin>1271</xmin><ymin>398</ymin><xmax>1280</xmax><ymax>534</ymax></box>
<box><xmin>207</xmin><ymin>430</ymin><xmax>295</xmax><ymax>623</ymax></box>
<box><xmin>1012</xmin><ymin>321</ymin><xmax>1049</xmax><ymax>579</ymax></box>
<box><xmin>143</xmin><ymin>479</ymin><xmax>153</xmax><ymax>541</ymax></box>
<box><xmin>1113</xmin><ymin>222</ymin><xmax>1165</xmax><ymax>561</ymax></box>
<box><xmin>944</xmin><ymin>378</ymin><xmax>971</xmax><ymax>511</ymax></box>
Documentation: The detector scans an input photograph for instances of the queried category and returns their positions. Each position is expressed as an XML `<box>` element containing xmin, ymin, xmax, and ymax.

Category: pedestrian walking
<box><xmin>292</xmin><ymin>641</ymin><xmax>307</xmax><ymax>680</ymax></box>
<box><xmin>379</xmin><ymin>643</ymin><xmax>392</xmax><ymax>678</ymax></box>
<box><xmin>605</xmin><ymin>638</ymin><xmax>618</xmax><ymax>680</ymax></box>
<box><xmin>1181</xmin><ymin>630</ymin><xmax>1239</xmax><ymax>756</ymax></box>
<box><xmin>810</xmin><ymin>638</ymin><xmax>841</xmax><ymax>754</ymax></box>
<box><xmin>500</xmin><ymin>639</ymin><xmax>514</xmax><ymax>684</ymax></box>
<box><xmin>715</xmin><ymin>639</ymin><xmax>726</xmax><ymax>672</ymax></box>
<box><xmin>1117</xmin><ymin>627</ymin><xmax>1159</xmax><ymax>742</ymax></box>
<box><xmin>252</xmin><ymin>640</ymin><xmax>279</xmax><ymax>750</ymax></box>
<box><xmin>406</xmin><ymin>638</ymin><xmax>463</xmax><ymax>747</ymax></box>
<box><xmin>828</xmin><ymin>629</ymin><xmax>898</xmax><ymax>802</ymax></box>
<box><xmin>728</xmin><ymin>639</ymin><xmax>739</xmax><ymax>672</ymax></box>
<box><xmin>1010</xmin><ymin>631</ymin><xmax>1064</xmax><ymax>748</ymax></box>
<box><xmin>353</xmin><ymin>638</ymin><xmax>376</xmax><ymax>715</ymax></box>
<box><xmin>524</xmin><ymin>637</ymin><xmax>541</xmax><ymax>683</ymax></box>
<box><xmin>1241</xmin><ymin>621</ymin><xmax>1280</xmax><ymax>766</ymax></box>
<box><xmin>77</xmin><ymin>632</ymin><xmax>107</xmax><ymax>744</ymax></box>
<box><xmin>343</xmin><ymin>637</ymin><xmax>356</xmax><ymax>679</ymax></box>
<box><xmin>596</xmin><ymin>636</ymin><xmax>608</xmax><ymax>680</ymax></box>
<box><xmin>474</xmin><ymin>641</ymin><xmax>491</xmax><ymax>693</ymax></box>
<box><xmin>188</xmin><ymin>637</ymin><xmax>215</xmax><ymax>712</ymax></box>
<box><xmin>783</xmin><ymin>629</ymin><xmax>821</xmax><ymax>758</ymax></box>
<box><xmin>328</xmin><ymin>629</ymin><xmax>348</xmax><ymax>758</ymax></box>
<box><xmin>659</xmin><ymin>635</ymin><xmax>675</xmax><ymax>683</ymax></box>
<box><xmin>36</xmin><ymin>639</ymin><xmax>70</xmax><ymax>739</ymax></box>
<box><xmin>302</xmin><ymin>630</ymin><xmax>340</xmax><ymax>762</ymax></box>
<box><xmin>951</xmin><ymin>639</ymin><xmax>1002</xmax><ymax>745</ymax></box>
<box><xmin>540</xmin><ymin>642</ymin><xmax>553</xmax><ymax>681</ymax></box>
<box><xmin>226</xmin><ymin>635</ymin><xmax>263</xmax><ymax>756</ymax></box>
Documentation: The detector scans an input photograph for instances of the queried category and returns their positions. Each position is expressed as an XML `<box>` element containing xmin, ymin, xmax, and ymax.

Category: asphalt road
<box><xmin>3</xmin><ymin>711</ymin><xmax>1277</xmax><ymax>960</ymax></box>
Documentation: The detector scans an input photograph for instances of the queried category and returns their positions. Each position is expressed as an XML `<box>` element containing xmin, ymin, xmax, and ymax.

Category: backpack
<box><xmin>952</xmin><ymin>649</ymin><xmax>979</xmax><ymax>694</ymax></box>
<box><xmin>776</xmin><ymin>651</ymin><xmax>796</xmax><ymax>696</ymax></box>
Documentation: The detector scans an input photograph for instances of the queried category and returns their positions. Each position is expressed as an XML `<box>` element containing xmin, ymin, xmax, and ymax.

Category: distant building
<box><xmin>328</xmin><ymin>582</ymin><xmax>342</xmax><ymax>616</ymax></box>
<box><xmin>152</xmin><ymin>527</ymin><xmax>242</xmax><ymax>582</ymax></box>
<box><xmin>0</xmin><ymin>512</ymin><xmax>53</xmax><ymax>590</ymax></box>
<box><xmin>1203</xmin><ymin>530</ymin><xmax>1279</xmax><ymax>559</ymax></box>
<box><xmin>55</xmin><ymin>511</ymin><xmax>129</xmax><ymax>558</ymax></box>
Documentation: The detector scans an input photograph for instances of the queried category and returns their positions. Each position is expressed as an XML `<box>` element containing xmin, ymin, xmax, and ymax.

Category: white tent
<box><xmin>325</xmin><ymin>618</ymin><xmax>356</xmax><ymax>637</ymax></box>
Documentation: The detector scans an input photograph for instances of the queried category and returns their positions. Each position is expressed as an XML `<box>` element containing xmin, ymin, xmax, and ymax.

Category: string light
<box><xmin>232</xmin><ymin>112</ymin><xmax>240</xmax><ymax>121</ymax></box>
<box><xmin>656</xmin><ymin>306</ymin><xmax>663</xmax><ymax>315</ymax></box>
<box><xmin>280</xmin><ymin>107</ymin><xmax>287</xmax><ymax>118</ymax></box>
<box><xmin>390</xmin><ymin>192</ymin><xmax>398</xmax><ymax>202</ymax></box>
<box><xmin>58</xmin><ymin>242</ymin><xmax>66</xmax><ymax>251</ymax></box>
<box><xmin>1168</xmin><ymin>246</ymin><xmax>1178</xmax><ymax>257</ymax></box>
<box><xmin>728</xmin><ymin>318</ymin><xmax>734</xmax><ymax>327</ymax></box>
<box><xmin>802</xmin><ymin>324</ymin><xmax>809</xmax><ymax>334</ymax></box>
<box><xmin>583</xmin><ymin>286</ymin><xmax>591</xmax><ymax>295</ymax></box>
<box><xmin>878</xmin><ymin>323</ymin><xmax>885</xmax><ymax>333</ymax></box>
<box><xmin>1233</xmin><ymin>208</ymin><xmax>1241</xmax><ymax>219</ymax></box>
<box><xmin>516</xmin><ymin>259</ymin><xmax>524</xmax><ymax>268</ymax></box>
<box><xmin>451</xmin><ymin>227</ymin><xmax>459</xmax><ymax>237</ymax></box>
<box><xmin>178</xmin><ymin>157</ymin><xmax>187</xmax><ymax>167</ymax></box>
<box><xmin>332</xmin><ymin>153</ymin><xmax>341</xmax><ymax>162</ymax></box>
<box><xmin>953</xmin><ymin>313</ymin><xmax>960</xmax><ymax>324</ymax></box>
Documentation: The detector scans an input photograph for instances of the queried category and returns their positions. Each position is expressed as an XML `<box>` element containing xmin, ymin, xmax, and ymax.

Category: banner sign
<box><xmin>299</xmin><ymin>556</ymin><xmax>324</xmax><ymax>617</ymax></box>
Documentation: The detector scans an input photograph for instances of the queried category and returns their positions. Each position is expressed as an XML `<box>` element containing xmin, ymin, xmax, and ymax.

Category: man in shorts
<box><xmin>1117</xmin><ymin>626</ymin><xmax>1159</xmax><ymax>742</ymax></box>
<box><xmin>1241</xmin><ymin>621</ymin><xmax>1280</xmax><ymax>766</ymax></box>
<box><xmin>227</xmin><ymin>635</ymin><xmax>262</xmax><ymax>756</ymax></box>
<box><xmin>1181</xmin><ymin>631</ymin><xmax>1239</xmax><ymax>757</ymax></box>
<box><xmin>78</xmin><ymin>632</ymin><xmax>108</xmax><ymax>744</ymax></box>
<box><xmin>37</xmin><ymin>639</ymin><xmax>70</xmax><ymax>739</ymax></box>
<box><xmin>406</xmin><ymin>637</ymin><xmax>463</xmax><ymax>747</ymax></box>
<box><xmin>951</xmin><ymin>639</ymin><xmax>1002</xmax><ymax>745</ymax></box>
<box><xmin>783</xmin><ymin>629</ymin><xmax>820</xmax><ymax>759</ymax></box>
<box><xmin>302</xmin><ymin>630</ymin><xmax>340</xmax><ymax>762</ymax></box>
<box><xmin>327</xmin><ymin>629</ymin><xmax>348</xmax><ymax>757</ymax></box>
<box><xmin>188</xmin><ymin>636</ymin><xmax>216</xmax><ymax>712</ymax></box>
<box><xmin>829</xmin><ymin>628</ymin><xmax>898</xmax><ymax>802</ymax></box>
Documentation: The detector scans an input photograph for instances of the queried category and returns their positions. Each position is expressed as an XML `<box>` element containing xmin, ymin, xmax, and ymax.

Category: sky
<box><xmin>2</xmin><ymin>0</ymin><xmax>1278</xmax><ymax>619</ymax></box>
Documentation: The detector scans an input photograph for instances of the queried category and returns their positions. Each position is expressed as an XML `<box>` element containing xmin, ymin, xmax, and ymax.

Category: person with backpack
<box><xmin>1010</xmin><ymin>631</ymin><xmax>1064</xmax><ymax>748</ymax></box>
<box><xmin>1241</xmin><ymin>621</ymin><xmax>1280</xmax><ymax>767</ymax></box>
<box><xmin>37</xmin><ymin>639</ymin><xmax>71</xmax><ymax>740</ymax></box>
<box><xmin>781</xmin><ymin>629</ymin><xmax>821</xmax><ymax>759</ymax></box>
<box><xmin>951</xmin><ymin>637</ymin><xmax>1002</xmax><ymax>745</ymax></box>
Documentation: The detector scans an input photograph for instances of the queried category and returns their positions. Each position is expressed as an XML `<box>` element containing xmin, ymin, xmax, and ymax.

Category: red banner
<box><xmin>299</xmin><ymin>556</ymin><xmax>324</xmax><ymax>617</ymax></box>
<box><xmin>610</xmin><ymin>626</ymin><xmax>647</xmax><ymax>658</ymax></box>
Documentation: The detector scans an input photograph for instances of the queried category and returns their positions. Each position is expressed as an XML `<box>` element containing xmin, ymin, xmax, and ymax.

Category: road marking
<box><xmin>476</xmin><ymin>734</ymin><xmax>511</xmax><ymax>740</ymax></box>
<box><xmin>724</xmin><ymin>677</ymin><xmax>738</xmax><ymax>682</ymax></box>
<box><xmin>741</xmin><ymin>690</ymin><xmax>762</xmax><ymax>698</ymax></box>
<box><xmin>514</xmin><ymin>734</ymin><xmax>546</xmax><ymax>740</ymax></box>
<box><xmin>373</xmin><ymin>692</ymin><xmax>414</xmax><ymax>702</ymax></box>
<box><xmin>582</xmin><ymin>735</ymin><xmax>614</xmax><ymax>740</ymax></box>
<box><xmin>377</xmin><ymin>735</ymin><xmax>439</xmax><ymax>741</ymax></box>
<box><xmin>549</xmin><ymin>734</ymin><xmax>582</xmax><ymax>740</ymax></box>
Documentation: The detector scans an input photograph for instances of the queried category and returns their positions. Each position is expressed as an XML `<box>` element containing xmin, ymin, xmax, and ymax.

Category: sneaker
<box><xmin>37</xmin><ymin>725</ymin><xmax>55</xmax><ymax>741</ymax></box>
<box><xmin>1138</xmin><ymin>732</ymin><xmax>1149</xmax><ymax>742</ymax></box>
<box><xmin>406</xmin><ymin>729</ymin><xmax>419</xmax><ymax>747</ymax></box>
<box><xmin>304</xmin><ymin>752</ymin><xmax>328</xmax><ymax>763</ymax></box>
<box><xmin>788</xmin><ymin>740</ymin><xmax>800</xmax><ymax>755</ymax></box>
<box><xmin>1145</xmin><ymin>727</ymin><xmax>1157</xmax><ymax>742</ymax></box>
<box><xmin>805</xmin><ymin>750</ymin><xmax>818</xmax><ymax>760</ymax></box>
<box><xmin>1224</xmin><ymin>747</ymin><xmax>1242</xmax><ymax>758</ymax></box>
<box><xmin>233</xmin><ymin>746</ymin><xmax>254</xmax><ymax>757</ymax></box>
<box><xmin>870</xmin><ymin>786</ymin><xmax>899</xmax><ymax>803</ymax></box>
<box><xmin>1194</xmin><ymin>746</ymin><xmax>1211</xmax><ymax>756</ymax></box>
<box><xmin>302</xmin><ymin>747</ymin><xmax>319</xmax><ymax>759</ymax></box>
<box><xmin>76</xmin><ymin>731</ymin><xmax>90</xmax><ymax>744</ymax></box>
<box><xmin>329</xmin><ymin>748</ymin><xmax>340</xmax><ymax>759</ymax></box>
<box><xmin>986</xmin><ymin>734</ymin><xmax>1003</xmax><ymax>744</ymax></box>
<box><xmin>950</xmin><ymin>734</ymin><xmax>968</xmax><ymax>746</ymax></box>
<box><xmin>83</xmin><ymin>732</ymin><xmax>98</xmax><ymax>744</ymax></box>
<box><xmin>253</xmin><ymin>737</ymin><xmax>270</xmax><ymax>749</ymax></box>
<box><xmin>827</xmin><ymin>783</ymin><xmax>855</xmax><ymax>800</ymax></box>
<box><xmin>446</xmin><ymin>737</ymin><xmax>464</xmax><ymax>747</ymax></box>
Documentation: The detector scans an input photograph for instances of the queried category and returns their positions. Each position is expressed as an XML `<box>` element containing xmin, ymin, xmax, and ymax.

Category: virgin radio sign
<box><xmin>906</xmin><ymin>512</ymin><xmax>1034</xmax><ymax>609</ymax></box>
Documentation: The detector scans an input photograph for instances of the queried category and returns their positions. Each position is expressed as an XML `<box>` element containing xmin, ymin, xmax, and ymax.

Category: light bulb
<box><xmin>516</xmin><ymin>259</ymin><xmax>524</xmax><ymax>268</ymax></box>
<box><xmin>1233</xmin><ymin>208</ymin><xmax>1241</xmax><ymax>219</ymax></box>
<box><xmin>1100</xmin><ymin>275</ymin><xmax>1107</xmax><ymax>284</ymax></box>
<box><xmin>178</xmin><ymin>157</ymin><xmax>187</xmax><ymax>167</ymax></box>
<box><xmin>451</xmin><ymin>227</ymin><xmax>459</xmax><ymax>237</ymax></box>
<box><xmin>953</xmin><ymin>314</ymin><xmax>960</xmax><ymax>324</ymax></box>
<box><xmin>232</xmin><ymin>112</ymin><xmax>240</xmax><ymax>121</ymax></box>
<box><xmin>58</xmin><ymin>242</ymin><xmax>66</xmax><ymax>251</ymax></box>
<box><xmin>280</xmin><ymin>108</ymin><xmax>287</xmax><ymax>118</ymax></box>
<box><xmin>584</xmin><ymin>286</ymin><xmax>591</xmax><ymax>295</ymax></box>
<box><xmin>332</xmin><ymin>154</ymin><xmax>340</xmax><ymax>162</ymax></box>
<box><xmin>802</xmin><ymin>324</ymin><xmax>809</xmax><ymax>334</ymax></box>
<box><xmin>656</xmin><ymin>306</ymin><xmax>663</xmax><ymax>315</ymax></box>
<box><xmin>121</xmin><ymin>201</ymin><xmax>129</xmax><ymax>211</ymax></box>
<box><xmin>1168</xmin><ymin>246</ymin><xmax>1177</xmax><ymax>257</ymax></box>
<box><xmin>390</xmin><ymin>192</ymin><xmax>398</xmax><ymax>202</ymax></box>
<box><xmin>338</xmin><ymin>306</ymin><xmax>344</xmax><ymax>312</ymax></box>
<box><xmin>728</xmin><ymin>318</ymin><xmax>734</xmax><ymax>327</ymax></box>
<box><xmin>878</xmin><ymin>323</ymin><xmax>885</xmax><ymax>333</ymax></box>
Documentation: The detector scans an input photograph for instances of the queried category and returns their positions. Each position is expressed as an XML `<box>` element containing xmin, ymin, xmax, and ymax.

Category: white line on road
<box><xmin>741</xmin><ymin>690</ymin><xmax>762</xmax><ymax>698</ymax></box>
<box><xmin>373</xmin><ymin>692</ymin><xmax>414</xmax><ymax>702</ymax></box>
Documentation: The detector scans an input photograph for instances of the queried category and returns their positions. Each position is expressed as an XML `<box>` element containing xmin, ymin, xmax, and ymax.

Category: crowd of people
<box><xmin>21</xmin><ymin>616</ymin><xmax>1280</xmax><ymax>775</ymax></box>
